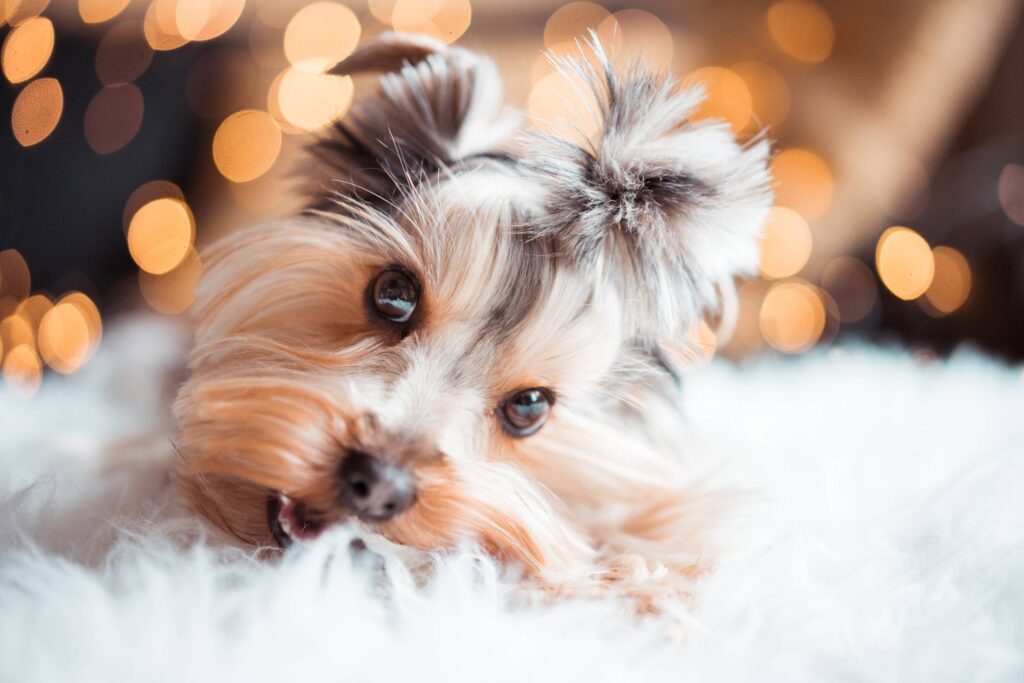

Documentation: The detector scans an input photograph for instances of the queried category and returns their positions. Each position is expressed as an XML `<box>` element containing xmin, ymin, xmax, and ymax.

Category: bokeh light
<box><xmin>684</xmin><ymin>66</ymin><xmax>753</xmax><ymax>133</ymax></box>
<box><xmin>771</xmin><ymin>148</ymin><xmax>834</xmax><ymax>221</ymax></box>
<box><xmin>731</xmin><ymin>60</ymin><xmax>790</xmax><ymax>131</ymax></box>
<box><xmin>875</xmin><ymin>226</ymin><xmax>934</xmax><ymax>301</ymax></box>
<box><xmin>0</xmin><ymin>249</ymin><xmax>31</xmax><ymax>301</ymax></box>
<box><xmin>96</xmin><ymin>19</ymin><xmax>154</xmax><ymax>85</ymax></box>
<box><xmin>999</xmin><ymin>163</ymin><xmax>1024</xmax><ymax>227</ymax></box>
<box><xmin>528</xmin><ymin>69</ymin><xmax>598</xmax><ymax>142</ymax></box>
<box><xmin>2</xmin><ymin>0</ymin><xmax>49</xmax><ymax>27</ymax></box>
<box><xmin>11</xmin><ymin>76</ymin><xmax>62</xmax><ymax>147</ymax></box>
<box><xmin>38</xmin><ymin>300</ymin><xmax>91</xmax><ymax>374</ymax></box>
<box><xmin>759</xmin><ymin>279</ymin><xmax>827</xmax><ymax>354</ymax></box>
<box><xmin>597</xmin><ymin>9</ymin><xmax>673</xmax><ymax>70</ymax></box>
<box><xmin>391</xmin><ymin>0</ymin><xmax>472</xmax><ymax>44</ymax></box>
<box><xmin>2</xmin><ymin>15</ymin><xmax>53</xmax><ymax>84</ymax></box>
<box><xmin>123</xmin><ymin>180</ymin><xmax>184</xmax><ymax>234</ymax></box>
<box><xmin>271</xmin><ymin>61</ymin><xmax>354</xmax><ymax>132</ymax></box>
<box><xmin>144</xmin><ymin>0</ymin><xmax>188</xmax><ymax>51</ymax></box>
<box><xmin>1</xmin><ymin>311</ymin><xmax>34</xmax><ymax>351</ymax></box>
<box><xmin>127</xmin><ymin>197</ymin><xmax>196</xmax><ymax>275</ymax></box>
<box><xmin>759</xmin><ymin>206</ymin><xmax>812</xmax><ymax>279</ymax></box>
<box><xmin>78</xmin><ymin>0</ymin><xmax>130</xmax><ymax>24</ymax></box>
<box><xmin>212</xmin><ymin>109</ymin><xmax>282</xmax><ymax>182</ymax></box>
<box><xmin>821</xmin><ymin>256</ymin><xmax>878</xmax><ymax>323</ymax></box>
<box><xmin>923</xmin><ymin>246</ymin><xmax>971</xmax><ymax>315</ymax></box>
<box><xmin>139</xmin><ymin>248</ymin><xmax>203</xmax><ymax>315</ymax></box>
<box><xmin>84</xmin><ymin>83</ymin><xmax>144</xmax><ymax>154</ymax></box>
<box><xmin>283</xmin><ymin>2</ymin><xmax>360</xmax><ymax>66</ymax></box>
<box><xmin>2</xmin><ymin>344</ymin><xmax>42</xmax><ymax>398</ymax></box>
<box><xmin>766</xmin><ymin>0</ymin><xmax>835</xmax><ymax>64</ymax></box>
<box><xmin>175</xmin><ymin>0</ymin><xmax>246</xmax><ymax>42</ymax></box>
<box><xmin>543</xmin><ymin>2</ymin><xmax>610</xmax><ymax>49</ymax></box>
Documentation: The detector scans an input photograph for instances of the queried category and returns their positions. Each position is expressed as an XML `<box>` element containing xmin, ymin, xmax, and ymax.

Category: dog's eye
<box><xmin>371</xmin><ymin>268</ymin><xmax>418</xmax><ymax>323</ymax></box>
<box><xmin>499</xmin><ymin>388</ymin><xmax>553</xmax><ymax>437</ymax></box>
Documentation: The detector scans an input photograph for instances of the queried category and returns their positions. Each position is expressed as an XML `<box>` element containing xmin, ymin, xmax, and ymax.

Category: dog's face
<box><xmin>175</xmin><ymin>34</ymin><xmax>771</xmax><ymax>582</ymax></box>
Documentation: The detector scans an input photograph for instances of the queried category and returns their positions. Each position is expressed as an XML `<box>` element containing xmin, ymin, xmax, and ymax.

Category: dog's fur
<box><xmin>174</xmin><ymin>33</ymin><xmax>771</xmax><ymax>605</ymax></box>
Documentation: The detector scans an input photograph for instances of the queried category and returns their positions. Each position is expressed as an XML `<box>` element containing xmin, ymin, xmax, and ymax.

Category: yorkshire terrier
<box><xmin>174</xmin><ymin>32</ymin><xmax>771</xmax><ymax>606</ymax></box>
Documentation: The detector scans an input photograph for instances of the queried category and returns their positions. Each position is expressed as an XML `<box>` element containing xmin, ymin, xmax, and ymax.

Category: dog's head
<box><xmin>175</xmin><ymin>34</ymin><xmax>770</xmax><ymax>578</ymax></box>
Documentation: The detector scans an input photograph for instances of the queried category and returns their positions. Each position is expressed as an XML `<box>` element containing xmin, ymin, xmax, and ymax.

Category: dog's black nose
<box><xmin>339</xmin><ymin>451</ymin><xmax>416</xmax><ymax>522</ymax></box>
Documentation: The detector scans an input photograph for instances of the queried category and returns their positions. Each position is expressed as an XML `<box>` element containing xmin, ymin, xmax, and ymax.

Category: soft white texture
<box><xmin>1</xmin><ymin>316</ymin><xmax>1023</xmax><ymax>682</ymax></box>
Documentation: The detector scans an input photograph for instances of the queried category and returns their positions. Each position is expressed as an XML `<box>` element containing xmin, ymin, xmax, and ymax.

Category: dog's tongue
<box><xmin>268</xmin><ymin>494</ymin><xmax>327</xmax><ymax>549</ymax></box>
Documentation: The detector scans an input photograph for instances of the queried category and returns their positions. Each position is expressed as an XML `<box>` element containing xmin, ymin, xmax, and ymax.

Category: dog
<box><xmin>174</xmin><ymin>32</ymin><xmax>771</xmax><ymax>607</ymax></box>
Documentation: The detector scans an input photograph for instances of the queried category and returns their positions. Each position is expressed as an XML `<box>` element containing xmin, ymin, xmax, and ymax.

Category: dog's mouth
<box><xmin>266</xmin><ymin>493</ymin><xmax>330</xmax><ymax>549</ymax></box>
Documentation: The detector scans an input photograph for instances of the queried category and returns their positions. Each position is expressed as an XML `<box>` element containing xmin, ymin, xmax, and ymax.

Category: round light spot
<box><xmin>3</xmin><ymin>0</ymin><xmax>49</xmax><ymax>27</ymax></box>
<box><xmin>1</xmin><ymin>312</ymin><xmax>34</xmax><ymax>352</ymax></box>
<box><xmin>759</xmin><ymin>279</ymin><xmax>826</xmax><ymax>354</ymax></box>
<box><xmin>84</xmin><ymin>83</ymin><xmax>144</xmax><ymax>154</ymax></box>
<box><xmin>127</xmin><ymin>197</ymin><xmax>195</xmax><ymax>275</ymax></box>
<box><xmin>96</xmin><ymin>19</ymin><xmax>153</xmax><ymax>85</ymax></box>
<box><xmin>683</xmin><ymin>66</ymin><xmax>753</xmax><ymax>132</ymax></box>
<box><xmin>78</xmin><ymin>0</ymin><xmax>130</xmax><ymax>23</ymax></box>
<box><xmin>2</xmin><ymin>344</ymin><xmax>42</xmax><ymax>398</ymax></box>
<box><xmin>875</xmin><ymin>226</ymin><xmax>934</xmax><ymax>301</ymax></box>
<box><xmin>766</xmin><ymin>0</ymin><xmax>835</xmax><ymax>64</ymax></box>
<box><xmin>144</xmin><ymin>0</ymin><xmax>188</xmax><ymax>51</ymax></box>
<box><xmin>283</xmin><ymin>2</ymin><xmax>360</xmax><ymax>66</ymax></box>
<box><xmin>528</xmin><ymin>70</ymin><xmax>599</xmax><ymax>143</ymax></box>
<box><xmin>998</xmin><ymin>163</ymin><xmax>1024</xmax><ymax>227</ymax></box>
<box><xmin>598</xmin><ymin>9</ymin><xmax>673</xmax><ymax>70</ymax></box>
<box><xmin>2</xmin><ymin>16</ymin><xmax>54</xmax><ymax>84</ymax></box>
<box><xmin>212</xmin><ymin>109</ymin><xmax>282</xmax><ymax>182</ymax></box>
<box><xmin>139</xmin><ymin>248</ymin><xmax>203</xmax><ymax>315</ymax></box>
<box><xmin>821</xmin><ymin>256</ymin><xmax>877</xmax><ymax>323</ymax></box>
<box><xmin>123</xmin><ymin>180</ymin><xmax>184</xmax><ymax>234</ymax></box>
<box><xmin>273</xmin><ymin>62</ymin><xmax>354</xmax><ymax>132</ymax></box>
<box><xmin>14</xmin><ymin>292</ymin><xmax>51</xmax><ymax>335</ymax></box>
<box><xmin>731</xmin><ymin>60</ymin><xmax>790</xmax><ymax>130</ymax></box>
<box><xmin>0</xmin><ymin>249</ymin><xmax>31</xmax><ymax>300</ymax></box>
<box><xmin>771</xmin><ymin>148</ymin><xmax>833</xmax><ymax>221</ymax></box>
<box><xmin>759</xmin><ymin>206</ymin><xmax>812</xmax><ymax>279</ymax></box>
<box><xmin>11</xmin><ymin>76</ymin><xmax>63</xmax><ymax>147</ymax></box>
<box><xmin>924</xmin><ymin>246</ymin><xmax>971</xmax><ymax>315</ymax></box>
<box><xmin>38</xmin><ymin>302</ymin><xmax>91</xmax><ymax>374</ymax></box>
<box><xmin>544</xmin><ymin>2</ymin><xmax>610</xmax><ymax>48</ymax></box>
<box><xmin>175</xmin><ymin>0</ymin><xmax>245</xmax><ymax>42</ymax></box>
<box><xmin>60</xmin><ymin>292</ymin><xmax>102</xmax><ymax>356</ymax></box>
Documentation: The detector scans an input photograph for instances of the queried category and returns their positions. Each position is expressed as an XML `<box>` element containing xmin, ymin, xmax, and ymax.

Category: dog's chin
<box><xmin>266</xmin><ymin>493</ymin><xmax>336</xmax><ymax>549</ymax></box>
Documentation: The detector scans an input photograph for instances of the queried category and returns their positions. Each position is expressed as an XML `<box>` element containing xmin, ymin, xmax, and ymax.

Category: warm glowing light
<box><xmin>0</xmin><ymin>249</ymin><xmax>31</xmax><ymax>300</ymax></box>
<box><xmin>186</xmin><ymin>47</ymin><xmax>257</xmax><ymax>119</ymax></box>
<box><xmin>875</xmin><ymin>226</ymin><xmax>934</xmax><ymax>301</ymax></box>
<box><xmin>61</xmin><ymin>292</ymin><xmax>102</xmax><ymax>357</ymax></box>
<box><xmin>175</xmin><ymin>0</ymin><xmax>245</xmax><ymax>42</ymax></box>
<box><xmin>139</xmin><ymin>248</ymin><xmax>203</xmax><ymax>315</ymax></box>
<box><xmin>368</xmin><ymin>0</ymin><xmax>398</xmax><ymax>25</ymax></box>
<box><xmin>528</xmin><ymin>70</ymin><xmax>599</xmax><ymax>143</ymax></box>
<box><xmin>11</xmin><ymin>76</ymin><xmax>62</xmax><ymax>147</ymax></box>
<box><xmin>391</xmin><ymin>0</ymin><xmax>471</xmax><ymax>44</ymax></box>
<box><xmin>212</xmin><ymin>109</ymin><xmax>282</xmax><ymax>182</ymax></box>
<box><xmin>924</xmin><ymin>246</ymin><xmax>971</xmax><ymax>315</ymax></box>
<box><xmin>38</xmin><ymin>302</ymin><xmax>91</xmax><ymax>374</ymax></box>
<box><xmin>597</xmin><ymin>9</ymin><xmax>673</xmax><ymax>70</ymax></box>
<box><xmin>272</xmin><ymin>61</ymin><xmax>354</xmax><ymax>132</ymax></box>
<box><xmin>123</xmin><ymin>180</ymin><xmax>184</xmax><ymax>233</ymax></box>
<box><xmin>2</xmin><ymin>344</ymin><xmax>41</xmax><ymax>398</ymax></box>
<box><xmin>821</xmin><ymin>256</ymin><xmax>877</xmax><ymax>323</ymax></box>
<box><xmin>2</xmin><ymin>16</ymin><xmax>53</xmax><ymax>84</ymax></box>
<box><xmin>144</xmin><ymin>0</ymin><xmax>188</xmax><ymax>51</ymax></box>
<box><xmin>766</xmin><ymin>0</ymin><xmax>835</xmax><ymax>64</ymax></box>
<box><xmin>84</xmin><ymin>83</ymin><xmax>144</xmax><ymax>154</ymax></box>
<box><xmin>731</xmin><ymin>61</ymin><xmax>790</xmax><ymax>130</ymax></box>
<box><xmin>771</xmin><ymin>148</ymin><xmax>833</xmax><ymax>221</ymax></box>
<box><xmin>684</xmin><ymin>66</ymin><xmax>753</xmax><ymax>132</ymax></box>
<box><xmin>79</xmin><ymin>0</ymin><xmax>130</xmax><ymax>23</ymax></box>
<box><xmin>544</xmin><ymin>2</ymin><xmax>610</xmax><ymax>48</ymax></box>
<box><xmin>999</xmin><ymin>163</ymin><xmax>1024</xmax><ymax>227</ymax></box>
<box><xmin>127</xmin><ymin>197</ymin><xmax>196</xmax><ymax>275</ymax></box>
<box><xmin>14</xmin><ymin>293</ymin><xmax>51</xmax><ymax>335</ymax></box>
<box><xmin>1</xmin><ymin>313</ymin><xmax>34</xmax><ymax>352</ymax></box>
<box><xmin>759</xmin><ymin>279</ymin><xmax>826</xmax><ymax>354</ymax></box>
<box><xmin>683</xmin><ymin>320</ymin><xmax>718</xmax><ymax>369</ymax></box>
<box><xmin>96</xmin><ymin>19</ymin><xmax>154</xmax><ymax>85</ymax></box>
<box><xmin>3</xmin><ymin>0</ymin><xmax>49</xmax><ymax>27</ymax></box>
<box><xmin>283</xmin><ymin>2</ymin><xmax>360</xmax><ymax>66</ymax></box>
<box><xmin>759</xmin><ymin>206</ymin><xmax>812</xmax><ymax>279</ymax></box>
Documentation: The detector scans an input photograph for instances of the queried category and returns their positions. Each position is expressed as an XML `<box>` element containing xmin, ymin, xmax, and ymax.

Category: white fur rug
<box><xmin>2</xmin><ymin>316</ymin><xmax>1023</xmax><ymax>682</ymax></box>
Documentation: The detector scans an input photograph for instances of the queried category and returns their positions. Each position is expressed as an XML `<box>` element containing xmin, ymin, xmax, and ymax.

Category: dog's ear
<box><xmin>524</xmin><ymin>41</ymin><xmax>772</xmax><ymax>342</ymax></box>
<box><xmin>310</xmin><ymin>33</ymin><xmax>517</xmax><ymax>207</ymax></box>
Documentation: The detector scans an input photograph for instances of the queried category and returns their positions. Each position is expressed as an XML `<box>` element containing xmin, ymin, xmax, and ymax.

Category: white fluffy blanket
<box><xmin>2</xmin><ymin>317</ymin><xmax>1023</xmax><ymax>682</ymax></box>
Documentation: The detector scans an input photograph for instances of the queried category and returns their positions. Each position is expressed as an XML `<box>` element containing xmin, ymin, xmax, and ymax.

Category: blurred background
<box><xmin>1</xmin><ymin>0</ymin><xmax>1023</xmax><ymax>398</ymax></box>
